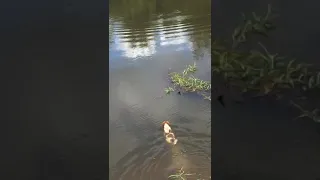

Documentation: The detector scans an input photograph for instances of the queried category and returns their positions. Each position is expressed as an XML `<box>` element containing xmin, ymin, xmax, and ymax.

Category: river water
<box><xmin>109</xmin><ymin>0</ymin><xmax>211</xmax><ymax>179</ymax></box>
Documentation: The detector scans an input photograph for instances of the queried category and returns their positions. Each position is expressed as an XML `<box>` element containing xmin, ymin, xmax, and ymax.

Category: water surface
<box><xmin>109</xmin><ymin>0</ymin><xmax>211</xmax><ymax>179</ymax></box>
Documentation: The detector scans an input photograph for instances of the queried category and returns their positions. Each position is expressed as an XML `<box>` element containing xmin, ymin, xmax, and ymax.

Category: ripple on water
<box><xmin>109</xmin><ymin>12</ymin><xmax>211</xmax><ymax>60</ymax></box>
<box><xmin>110</xmin><ymin>125</ymin><xmax>211</xmax><ymax>180</ymax></box>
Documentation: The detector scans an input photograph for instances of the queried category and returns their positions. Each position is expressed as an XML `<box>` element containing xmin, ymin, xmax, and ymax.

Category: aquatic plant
<box><xmin>165</xmin><ymin>63</ymin><xmax>211</xmax><ymax>101</ymax></box>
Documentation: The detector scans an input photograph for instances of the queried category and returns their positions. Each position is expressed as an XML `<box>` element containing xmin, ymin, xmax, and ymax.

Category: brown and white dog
<box><xmin>162</xmin><ymin>121</ymin><xmax>178</xmax><ymax>145</ymax></box>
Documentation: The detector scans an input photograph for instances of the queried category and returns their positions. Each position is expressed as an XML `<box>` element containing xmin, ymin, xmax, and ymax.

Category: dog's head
<box><xmin>162</xmin><ymin>121</ymin><xmax>170</xmax><ymax>127</ymax></box>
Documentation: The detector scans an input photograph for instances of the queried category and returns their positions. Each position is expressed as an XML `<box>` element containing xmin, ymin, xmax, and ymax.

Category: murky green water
<box><xmin>109</xmin><ymin>0</ymin><xmax>211</xmax><ymax>179</ymax></box>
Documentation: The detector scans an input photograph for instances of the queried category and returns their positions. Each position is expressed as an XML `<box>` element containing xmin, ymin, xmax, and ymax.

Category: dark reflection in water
<box><xmin>109</xmin><ymin>0</ymin><xmax>211</xmax><ymax>179</ymax></box>
<box><xmin>212</xmin><ymin>0</ymin><xmax>320</xmax><ymax>180</ymax></box>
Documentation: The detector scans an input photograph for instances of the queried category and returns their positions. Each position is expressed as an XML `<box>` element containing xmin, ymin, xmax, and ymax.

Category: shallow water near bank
<box><xmin>109</xmin><ymin>0</ymin><xmax>211</xmax><ymax>179</ymax></box>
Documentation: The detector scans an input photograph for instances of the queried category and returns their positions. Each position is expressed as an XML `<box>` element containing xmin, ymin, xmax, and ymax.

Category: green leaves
<box><xmin>182</xmin><ymin>62</ymin><xmax>197</xmax><ymax>76</ymax></box>
<box><xmin>166</xmin><ymin>64</ymin><xmax>211</xmax><ymax>100</ymax></box>
<box><xmin>164</xmin><ymin>87</ymin><xmax>174</xmax><ymax>94</ymax></box>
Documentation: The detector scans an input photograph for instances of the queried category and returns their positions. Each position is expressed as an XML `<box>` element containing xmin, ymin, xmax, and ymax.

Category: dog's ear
<box><xmin>162</xmin><ymin>121</ymin><xmax>170</xmax><ymax>125</ymax></box>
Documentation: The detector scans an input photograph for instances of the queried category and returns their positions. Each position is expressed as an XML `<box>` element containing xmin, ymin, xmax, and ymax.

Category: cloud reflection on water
<box><xmin>109</xmin><ymin>15</ymin><xmax>198</xmax><ymax>60</ymax></box>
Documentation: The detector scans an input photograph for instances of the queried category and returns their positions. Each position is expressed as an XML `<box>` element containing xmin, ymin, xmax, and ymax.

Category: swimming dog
<box><xmin>162</xmin><ymin>121</ymin><xmax>178</xmax><ymax>145</ymax></box>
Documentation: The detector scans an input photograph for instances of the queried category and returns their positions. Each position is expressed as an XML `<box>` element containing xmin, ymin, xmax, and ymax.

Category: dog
<box><xmin>162</xmin><ymin>121</ymin><xmax>178</xmax><ymax>145</ymax></box>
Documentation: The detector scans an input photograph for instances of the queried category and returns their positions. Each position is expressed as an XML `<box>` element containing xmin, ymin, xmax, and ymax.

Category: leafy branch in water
<box><xmin>165</xmin><ymin>63</ymin><xmax>211</xmax><ymax>100</ymax></box>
